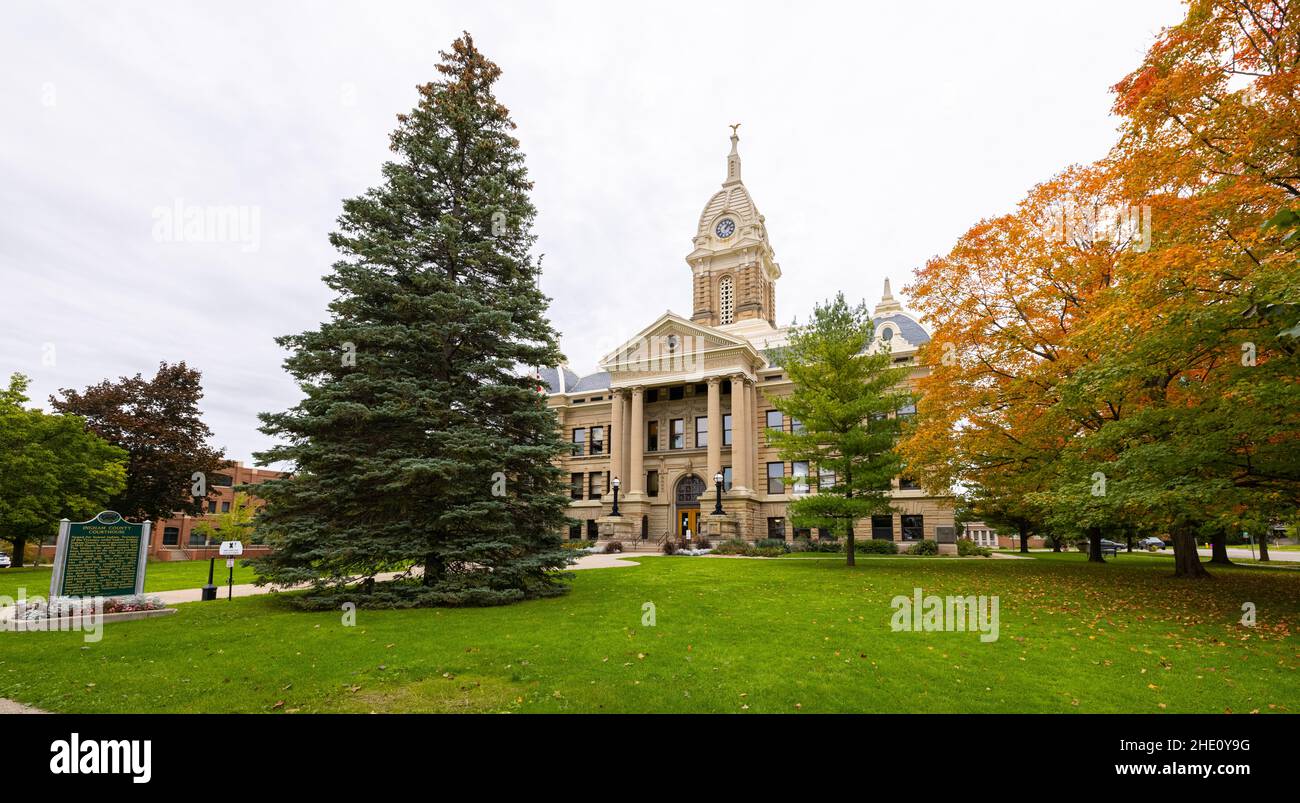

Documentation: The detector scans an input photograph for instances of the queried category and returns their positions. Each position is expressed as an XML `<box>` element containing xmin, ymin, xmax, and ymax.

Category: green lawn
<box><xmin>0</xmin><ymin>559</ymin><xmax>259</xmax><ymax>600</ymax></box>
<box><xmin>0</xmin><ymin>552</ymin><xmax>1295</xmax><ymax>713</ymax></box>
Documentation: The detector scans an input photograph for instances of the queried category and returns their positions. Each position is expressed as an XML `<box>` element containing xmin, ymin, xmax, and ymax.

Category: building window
<box><xmin>645</xmin><ymin>388</ymin><xmax>659</xmax><ymax>403</ymax></box>
<box><xmin>765</xmin><ymin>410</ymin><xmax>783</xmax><ymax>440</ymax></box>
<box><xmin>819</xmin><ymin>467</ymin><xmax>835</xmax><ymax>491</ymax></box>
<box><xmin>221</xmin><ymin>501</ymin><xmax>231</xmax><ymax>513</ymax></box>
<box><xmin>792</xmin><ymin>461</ymin><xmax>809</xmax><ymax>494</ymax></box>
<box><xmin>722</xmin><ymin>414</ymin><xmax>732</xmax><ymax>446</ymax></box>
<box><xmin>767</xmin><ymin>462</ymin><xmax>785</xmax><ymax>495</ymax></box>
<box><xmin>793</xmin><ymin>526</ymin><xmax>811</xmax><ymax>541</ymax></box>
<box><xmin>722</xmin><ymin>466</ymin><xmax>733</xmax><ymax>491</ymax></box>
<box><xmin>695</xmin><ymin>417</ymin><xmax>708</xmax><ymax>448</ymax></box>
<box><xmin>766</xmin><ymin>517</ymin><xmax>785</xmax><ymax>540</ymax></box>
<box><xmin>207</xmin><ymin>501</ymin><xmax>217</xmax><ymax>514</ymax></box>
<box><xmin>817</xmin><ymin>527</ymin><xmax>834</xmax><ymax>541</ymax></box>
<box><xmin>571</xmin><ymin>428</ymin><xmax>586</xmax><ymax>456</ymax></box>
<box><xmin>646</xmin><ymin>420</ymin><xmax>659</xmax><ymax>452</ymax></box>
<box><xmin>872</xmin><ymin>515</ymin><xmax>894</xmax><ymax>540</ymax></box>
<box><xmin>669</xmin><ymin>418</ymin><xmax>684</xmax><ymax>449</ymax></box>
<box><xmin>568</xmin><ymin>522</ymin><xmax>582</xmax><ymax>540</ymax></box>
<box><xmin>589</xmin><ymin>472</ymin><xmax>602</xmax><ymax>501</ymax></box>
<box><xmin>899</xmin><ymin>477</ymin><xmax>920</xmax><ymax>490</ymax></box>
<box><xmin>212</xmin><ymin>473</ymin><xmax>234</xmax><ymax>487</ymax></box>
<box><xmin>162</xmin><ymin>526</ymin><xmax>180</xmax><ymax>546</ymax></box>
<box><xmin>570</xmin><ymin>473</ymin><xmax>583</xmax><ymax>500</ymax></box>
<box><xmin>902</xmin><ymin>514</ymin><xmax>924</xmax><ymax>541</ymax></box>
<box><xmin>590</xmin><ymin>426</ymin><xmax>604</xmax><ymax>455</ymax></box>
<box><xmin>586</xmin><ymin>519</ymin><xmax>599</xmax><ymax>540</ymax></box>
<box><xmin>647</xmin><ymin>470</ymin><xmax>659</xmax><ymax>498</ymax></box>
<box><xmin>791</xmin><ymin>418</ymin><xmax>805</xmax><ymax>434</ymax></box>
<box><xmin>897</xmin><ymin>403</ymin><xmax>916</xmax><ymax>420</ymax></box>
<box><xmin>189</xmin><ymin>530</ymin><xmax>209</xmax><ymax>546</ymax></box>
<box><xmin>668</xmin><ymin>386</ymin><xmax>685</xmax><ymax>401</ymax></box>
<box><xmin>719</xmin><ymin>276</ymin><xmax>735</xmax><ymax>325</ymax></box>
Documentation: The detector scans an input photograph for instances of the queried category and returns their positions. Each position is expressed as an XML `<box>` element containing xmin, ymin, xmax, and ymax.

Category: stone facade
<box><xmin>541</xmin><ymin>131</ymin><xmax>954</xmax><ymax>547</ymax></box>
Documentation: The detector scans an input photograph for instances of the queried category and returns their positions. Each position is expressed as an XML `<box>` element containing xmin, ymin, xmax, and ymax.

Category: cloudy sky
<box><xmin>1</xmin><ymin>0</ymin><xmax>1187</xmax><ymax>465</ymax></box>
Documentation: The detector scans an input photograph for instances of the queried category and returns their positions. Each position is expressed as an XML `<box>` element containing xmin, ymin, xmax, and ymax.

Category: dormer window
<box><xmin>879</xmin><ymin>325</ymin><xmax>894</xmax><ymax>342</ymax></box>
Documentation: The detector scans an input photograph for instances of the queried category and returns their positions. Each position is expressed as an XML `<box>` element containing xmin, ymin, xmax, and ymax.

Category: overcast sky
<box><xmin>1</xmin><ymin>0</ymin><xmax>1187</xmax><ymax>465</ymax></box>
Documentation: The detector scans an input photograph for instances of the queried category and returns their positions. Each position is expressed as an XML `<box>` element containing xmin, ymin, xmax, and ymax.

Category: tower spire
<box><xmin>874</xmin><ymin>277</ymin><xmax>903</xmax><ymax>315</ymax></box>
<box><xmin>725</xmin><ymin>123</ymin><xmax>742</xmax><ymax>185</ymax></box>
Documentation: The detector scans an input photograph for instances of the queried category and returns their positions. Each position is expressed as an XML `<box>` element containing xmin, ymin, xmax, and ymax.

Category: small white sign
<box><xmin>226</xmin><ymin>558</ymin><xmax>235</xmax><ymax>569</ymax></box>
<box><xmin>219</xmin><ymin>541</ymin><xmax>244</xmax><ymax>557</ymax></box>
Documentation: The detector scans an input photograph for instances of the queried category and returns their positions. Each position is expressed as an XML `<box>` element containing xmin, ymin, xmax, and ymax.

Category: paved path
<box><xmin>0</xmin><ymin>698</ymin><xmax>46</xmax><ymax>714</ymax></box>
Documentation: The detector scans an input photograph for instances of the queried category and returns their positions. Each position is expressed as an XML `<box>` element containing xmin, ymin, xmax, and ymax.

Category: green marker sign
<box><xmin>49</xmin><ymin>511</ymin><xmax>151</xmax><ymax>598</ymax></box>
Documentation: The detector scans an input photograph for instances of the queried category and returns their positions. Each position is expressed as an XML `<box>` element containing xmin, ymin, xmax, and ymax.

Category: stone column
<box><xmin>609</xmin><ymin>389</ymin><xmax>625</xmax><ymax>485</ymax></box>
<box><xmin>730</xmin><ymin>374</ymin><xmax>750</xmax><ymax>491</ymax></box>
<box><xmin>627</xmin><ymin>386</ymin><xmax>645</xmax><ymax>495</ymax></box>
<box><xmin>706</xmin><ymin>377</ymin><xmax>721</xmax><ymax>481</ymax></box>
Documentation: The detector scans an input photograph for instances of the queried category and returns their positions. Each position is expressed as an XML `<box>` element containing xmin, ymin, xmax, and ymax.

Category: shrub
<box><xmin>752</xmin><ymin>546</ymin><xmax>786</xmax><ymax>558</ymax></box>
<box><xmin>602</xmin><ymin>540</ymin><xmax>624</xmax><ymax>554</ymax></box>
<box><xmin>956</xmin><ymin>538</ymin><xmax>992</xmax><ymax>557</ymax></box>
<box><xmin>661</xmin><ymin>539</ymin><xmax>678</xmax><ymax>555</ymax></box>
<box><xmin>907</xmin><ymin>539</ymin><xmax>939</xmax><ymax>556</ymax></box>
<box><xmin>695</xmin><ymin>536</ymin><xmax>712</xmax><ymax>550</ymax></box>
<box><xmin>712</xmin><ymin>539</ymin><xmax>751</xmax><ymax>555</ymax></box>
<box><xmin>793</xmin><ymin>539</ymin><xmax>813</xmax><ymax>553</ymax></box>
<box><xmin>854</xmin><ymin>539</ymin><xmax>899</xmax><ymax>555</ymax></box>
<box><xmin>755</xmin><ymin>538</ymin><xmax>790</xmax><ymax>553</ymax></box>
<box><xmin>561</xmin><ymin>539</ymin><xmax>596</xmax><ymax>551</ymax></box>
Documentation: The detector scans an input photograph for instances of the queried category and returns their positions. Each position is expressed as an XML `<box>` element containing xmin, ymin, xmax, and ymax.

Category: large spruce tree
<box><xmin>251</xmin><ymin>34</ymin><xmax>571</xmax><ymax>608</ymax></box>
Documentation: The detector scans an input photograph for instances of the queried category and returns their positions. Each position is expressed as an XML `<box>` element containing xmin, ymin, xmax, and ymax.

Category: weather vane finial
<box><xmin>729</xmin><ymin>122</ymin><xmax>741</xmax><ymax>137</ymax></box>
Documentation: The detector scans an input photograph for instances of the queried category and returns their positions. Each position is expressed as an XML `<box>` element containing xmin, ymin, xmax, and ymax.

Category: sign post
<box><xmin>219</xmin><ymin>541</ymin><xmax>243</xmax><ymax>601</ymax></box>
<box><xmin>49</xmin><ymin>511</ymin><xmax>151</xmax><ymax>599</ymax></box>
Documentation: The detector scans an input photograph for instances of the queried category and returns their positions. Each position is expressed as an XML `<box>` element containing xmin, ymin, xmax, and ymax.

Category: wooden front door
<box><xmin>679</xmin><ymin>509</ymin><xmax>700</xmax><ymax>537</ymax></box>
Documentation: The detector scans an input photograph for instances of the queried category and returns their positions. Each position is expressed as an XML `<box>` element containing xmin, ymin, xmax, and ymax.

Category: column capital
<box><xmin>629</xmin><ymin>385</ymin><xmax>645</xmax><ymax>396</ymax></box>
<box><xmin>706</xmin><ymin>375</ymin><xmax>723</xmax><ymax>386</ymax></box>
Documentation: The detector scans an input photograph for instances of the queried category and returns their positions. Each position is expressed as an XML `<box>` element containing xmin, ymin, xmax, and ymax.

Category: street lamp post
<box><xmin>713</xmin><ymin>472</ymin><xmax>725</xmax><ymax>515</ymax></box>
<box><xmin>611</xmin><ymin>476</ymin><xmax>621</xmax><ymax>517</ymax></box>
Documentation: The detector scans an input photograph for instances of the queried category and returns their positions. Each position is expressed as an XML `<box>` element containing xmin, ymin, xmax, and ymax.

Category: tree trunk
<box><xmin>844</xmin><ymin>518</ymin><xmax>856</xmax><ymax>567</ymax></box>
<box><xmin>422</xmin><ymin>552</ymin><xmax>444</xmax><ymax>586</ymax></box>
<box><xmin>1087</xmin><ymin>526</ymin><xmax>1105</xmax><ymax>563</ymax></box>
<box><xmin>1209</xmin><ymin>528</ymin><xmax>1232</xmax><ymax>565</ymax></box>
<box><xmin>1172</xmin><ymin>524</ymin><xmax>1211</xmax><ymax>578</ymax></box>
<box><xmin>1018</xmin><ymin>521</ymin><xmax>1030</xmax><ymax>554</ymax></box>
<box><xmin>1050</xmin><ymin>534</ymin><xmax>1062</xmax><ymax>552</ymax></box>
<box><xmin>1125</xmin><ymin>532</ymin><xmax>1133</xmax><ymax>553</ymax></box>
<box><xmin>1258</xmin><ymin>533</ymin><xmax>1270</xmax><ymax>562</ymax></box>
<box><xmin>9</xmin><ymin>537</ymin><xmax>26</xmax><ymax>568</ymax></box>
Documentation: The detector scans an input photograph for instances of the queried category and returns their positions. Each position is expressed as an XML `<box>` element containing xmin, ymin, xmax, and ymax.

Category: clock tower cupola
<box><xmin>687</xmin><ymin>126</ymin><xmax>782</xmax><ymax>329</ymax></box>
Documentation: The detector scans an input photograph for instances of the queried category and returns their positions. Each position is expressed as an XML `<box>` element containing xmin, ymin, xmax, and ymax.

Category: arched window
<box><xmin>719</xmin><ymin>276</ymin><xmax>735</xmax><ymax>325</ymax></box>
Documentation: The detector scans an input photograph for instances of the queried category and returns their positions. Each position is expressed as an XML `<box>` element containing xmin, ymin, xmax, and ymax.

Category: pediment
<box><xmin>598</xmin><ymin>312</ymin><xmax>757</xmax><ymax>375</ymax></box>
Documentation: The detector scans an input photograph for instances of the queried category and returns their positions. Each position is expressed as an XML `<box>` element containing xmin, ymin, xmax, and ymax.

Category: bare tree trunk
<box><xmin>1018</xmin><ymin>521</ymin><xmax>1030</xmax><ymax>554</ymax></box>
<box><xmin>9</xmin><ymin>536</ymin><xmax>27</xmax><ymax>568</ymax></box>
<box><xmin>1087</xmin><ymin>526</ymin><xmax>1105</xmax><ymax>563</ymax></box>
<box><xmin>1125</xmin><ymin>532</ymin><xmax>1133</xmax><ymax>553</ymax></box>
<box><xmin>1172</xmin><ymin>524</ymin><xmax>1211</xmax><ymax>578</ymax></box>
<box><xmin>1258</xmin><ymin>533</ymin><xmax>1270</xmax><ymax>562</ymax></box>
<box><xmin>1209</xmin><ymin>528</ymin><xmax>1233</xmax><ymax>565</ymax></box>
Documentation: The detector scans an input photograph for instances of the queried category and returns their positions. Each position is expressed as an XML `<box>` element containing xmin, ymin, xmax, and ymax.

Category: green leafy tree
<box><xmin>767</xmin><ymin>294</ymin><xmax>911</xmax><ymax>566</ymax></box>
<box><xmin>50</xmin><ymin>361</ymin><xmax>226</xmax><ymax>522</ymax></box>
<box><xmin>192</xmin><ymin>491</ymin><xmax>258</xmax><ymax>547</ymax></box>
<box><xmin>251</xmin><ymin>33</ymin><xmax>571</xmax><ymax>607</ymax></box>
<box><xmin>0</xmin><ymin>374</ymin><xmax>127</xmax><ymax>567</ymax></box>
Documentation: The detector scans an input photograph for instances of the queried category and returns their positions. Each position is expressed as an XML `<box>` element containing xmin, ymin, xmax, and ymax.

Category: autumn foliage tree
<box><xmin>902</xmin><ymin>0</ymin><xmax>1300</xmax><ymax>576</ymax></box>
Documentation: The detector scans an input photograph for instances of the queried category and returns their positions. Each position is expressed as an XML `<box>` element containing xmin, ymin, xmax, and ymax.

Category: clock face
<box><xmin>715</xmin><ymin>218</ymin><xmax>736</xmax><ymax>238</ymax></box>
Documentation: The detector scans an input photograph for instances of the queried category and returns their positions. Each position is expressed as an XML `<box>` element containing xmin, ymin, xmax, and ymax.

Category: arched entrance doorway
<box><xmin>674</xmin><ymin>474</ymin><xmax>706</xmax><ymax>538</ymax></box>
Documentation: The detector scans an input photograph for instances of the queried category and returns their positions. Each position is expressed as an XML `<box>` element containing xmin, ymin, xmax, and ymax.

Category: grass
<box><xmin>0</xmin><ymin>552</ymin><xmax>1295</xmax><ymax>714</ymax></box>
<box><xmin>0</xmin><ymin>559</ymin><xmax>259</xmax><ymax>600</ymax></box>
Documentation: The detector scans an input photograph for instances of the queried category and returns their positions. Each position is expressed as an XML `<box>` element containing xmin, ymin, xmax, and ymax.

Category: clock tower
<box><xmin>687</xmin><ymin>127</ymin><xmax>782</xmax><ymax>329</ymax></box>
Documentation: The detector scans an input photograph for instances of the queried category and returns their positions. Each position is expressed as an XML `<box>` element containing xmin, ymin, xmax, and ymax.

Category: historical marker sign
<box><xmin>49</xmin><ymin>511</ymin><xmax>151</xmax><ymax>598</ymax></box>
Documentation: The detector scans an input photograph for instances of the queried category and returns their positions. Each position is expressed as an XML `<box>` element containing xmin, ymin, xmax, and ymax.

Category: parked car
<box><xmin>1138</xmin><ymin>537</ymin><xmax>1166</xmax><ymax>550</ymax></box>
<box><xmin>1099</xmin><ymin>539</ymin><xmax>1126</xmax><ymax>551</ymax></box>
<box><xmin>0</xmin><ymin>552</ymin><xmax>11</xmax><ymax>569</ymax></box>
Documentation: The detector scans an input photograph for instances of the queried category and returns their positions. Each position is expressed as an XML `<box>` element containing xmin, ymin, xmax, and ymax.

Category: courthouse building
<box><xmin>540</xmin><ymin>130</ymin><xmax>954</xmax><ymax>548</ymax></box>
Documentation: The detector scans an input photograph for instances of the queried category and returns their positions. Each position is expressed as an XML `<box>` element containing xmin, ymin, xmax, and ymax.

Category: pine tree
<box><xmin>767</xmin><ymin>294</ymin><xmax>911</xmax><ymax>566</ymax></box>
<box><xmin>252</xmin><ymin>34</ymin><xmax>572</xmax><ymax>607</ymax></box>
